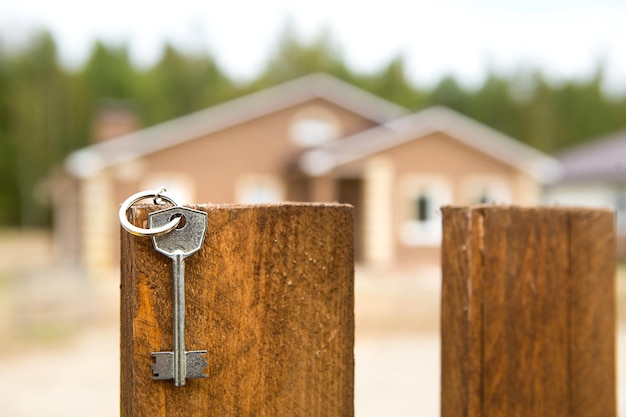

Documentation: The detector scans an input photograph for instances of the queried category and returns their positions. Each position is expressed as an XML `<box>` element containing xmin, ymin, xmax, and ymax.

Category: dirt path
<box><xmin>0</xmin><ymin>260</ymin><xmax>624</xmax><ymax>416</ymax></box>
<box><xmin>0</xmin><ymin>326</ymin><xmax>119</xmax><ymax>417</ymax></box>
<box><xmin>3</xmin><ymin>325</ymin><xmax>626</xmax><ymax>417</ymax></box>
<box><xmin>0</xmin><ymin>270</ymin><xmax>444</xmax><ymax>416</ymax></box>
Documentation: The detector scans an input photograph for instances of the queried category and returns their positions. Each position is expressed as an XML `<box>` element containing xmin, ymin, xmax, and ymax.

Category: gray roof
<box><xmin>555</xmin><ymin>130</ymin><xmax>626</xmax><ymax>184</ymax></box>
<box><xmin>299</xmin><ymin>106</ymin><xmax>562</xmax><ymax>183</ymax></box>
<box><xmin>65</xmin><ymin>73</ymin><xmax>408</xmax><ymax>178</ymax></box>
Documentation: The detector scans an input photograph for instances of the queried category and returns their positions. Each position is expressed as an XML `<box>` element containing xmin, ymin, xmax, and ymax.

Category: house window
<box><xmin>236</xmin><ymin>175</ymin><xmax>284</xmax><ymax>204</ymax></box>
<box><xmin>415</xmin><ymin>193</ymin><xmax>430</xmax><ymax>222</ymax></box>
<box><xmin>475</xmin><ymin>189</ymin><xmax>491</xmax><ymax>204</ymax></box>
<box><xmin>462</xmin><ymin>176</ymin><xmax>511</xmax><ymax>205</ymax></box>
<box><xmin>400</xmin><ymin>176</ymin><xmax>451</xmax><ymax>246</ymax></box>
<box><xmin>288</xmin><ymin>106</ymin><xmax>342</xmax><ymax>147</ymax></box>
<box><xmin>245</xmin><ymin>184</ymin><xmax>277</xmax><ymax>203</ymax></box>
<box><xmin>290</xmin><ymin>118</ymin><xmax>338</xmax><ymax>147</ymax></box>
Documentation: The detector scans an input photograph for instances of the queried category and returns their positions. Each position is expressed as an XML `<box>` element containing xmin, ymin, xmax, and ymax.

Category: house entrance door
<box><xmin>338</xmin><ymin>178</ymin><xmax>364</xmax><ymax>262</ymax></box>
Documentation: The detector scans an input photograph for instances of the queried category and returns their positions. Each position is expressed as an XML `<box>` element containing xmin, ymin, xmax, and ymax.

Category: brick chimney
<box><xmin>92</xmin><ymin>100</ymin><xmax>138</xmax><ymax>142</ymax></box>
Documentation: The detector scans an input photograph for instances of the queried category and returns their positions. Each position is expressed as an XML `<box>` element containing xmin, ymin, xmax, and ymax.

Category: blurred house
<box><xmin>545</xmin><ymin>130</ymin><xmax>626</xmax><ymax>257</ymax></box>
<box><xmin>53</xmin><ymin>73</ymin><xmax>559</xmax><ymax>277</ymax></box>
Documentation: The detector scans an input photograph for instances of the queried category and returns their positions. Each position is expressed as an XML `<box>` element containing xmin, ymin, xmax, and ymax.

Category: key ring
<box><xmin>119</xmin><ymin>188</ymin><xmax>182</xmax><ymax>237</ymax></box>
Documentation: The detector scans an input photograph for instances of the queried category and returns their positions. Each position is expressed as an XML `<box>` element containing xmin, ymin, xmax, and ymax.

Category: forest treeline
<box><xmin>1</xmin><ymin>29</ymin><xmax>626</xmax><ymax>227</ymax></box>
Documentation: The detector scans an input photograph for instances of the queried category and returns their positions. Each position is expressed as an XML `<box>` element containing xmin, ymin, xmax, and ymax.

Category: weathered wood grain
<box><xmin>441</xmin><ymin>206</ymin><xmax>616</xmax><ymax>417</ymax></box>
<box><xmin>569</xmin><ymin>210</ymin><xmax>616</xmax><ymax>416</ymax></box>
<box><xmin>121</xmin><ymin>203</ymin><xmax>354</xmax><ymax>417</ymax></box>
<box><xmin>440</xmin><ymin>207</ymin><xmax>483</xmax><ymax>417</ymax></box>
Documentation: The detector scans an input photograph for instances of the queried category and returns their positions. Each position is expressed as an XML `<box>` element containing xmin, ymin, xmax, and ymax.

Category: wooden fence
<box><xmin>121</xmin><ymin>204</ymin><xmax>616</xmax><ymax>416</ymax></box>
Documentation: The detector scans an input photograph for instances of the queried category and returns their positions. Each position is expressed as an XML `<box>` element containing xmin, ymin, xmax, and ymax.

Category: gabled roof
<box><xmin>299</xmin><ymin>106</ymin><xmax>562</xmax><ymax>183</ymax></box>
<box><xmin>555</xmin><ymin>129</ymin><xmax>626</xmax><ymax>184</ymax></box>
<box><xmin>65</xmin><ymin>73</ymin><xmax>409</xmax><ymax>178</ymax></box>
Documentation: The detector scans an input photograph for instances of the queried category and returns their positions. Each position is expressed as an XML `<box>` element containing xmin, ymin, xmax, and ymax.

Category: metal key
<box><xmin>148</xmin><ymin>206</ymin><xmax>208</xmax><ymax>387</ymax></box>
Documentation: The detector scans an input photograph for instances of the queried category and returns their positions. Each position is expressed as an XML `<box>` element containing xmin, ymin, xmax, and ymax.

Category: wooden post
<box><xmin>441</xmin><ymin>206</ymin><xmax>616</xmax><ymax>417</ymax></box>
<box><xmin>121</xmin><ymin>203</ymin><xmax>354</xmax><ymax>417</ymax></box>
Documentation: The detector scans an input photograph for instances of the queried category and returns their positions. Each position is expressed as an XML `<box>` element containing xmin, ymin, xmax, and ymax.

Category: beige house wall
<box><xmin>310</xmin><ymin>176</ymin><xmax>336</xmax><ymax>202</ymax></box>
<box><xmin>67</xmin><ymin>98</ymin><xmax>548</xmax><ymax>275</ymax></box>
<box><xmin>360</xmin><ymin>131</ymin><xmax>534</xmax><ymax>266</ymax></box>
<box><xmin>363</xmin><ymin>157</ymin><xmax>395</xmax><ymax>268</ymax></box>
<box><xmin>51</xmin><ymin>173</ymin><xmax>82</xmax><ymax>266</ymax></box>
<box><xmin>109</xmin><ymin>98</ymin><xmax>377</xmax><ymax>205</ymax></box>
<box><xmin>80</xmin><ymin>172</ymin><xmax>115</xmax><ymax>277</ymax></box>
<box><xmin>91</xmin><ymin>98</ymin><xmax>378</xmax><ymax>274</ymax></box>
<box><xmin>512</xmin><ymin>171</ymin><xmax>542</xmax><ymax>205</ymax></box>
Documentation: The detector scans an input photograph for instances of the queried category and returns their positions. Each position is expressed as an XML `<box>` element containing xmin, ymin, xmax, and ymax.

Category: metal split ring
<box><xmin>119</xmin><ymin>189</ymin><xmax>181</xmax><ymax>237</ymax></box>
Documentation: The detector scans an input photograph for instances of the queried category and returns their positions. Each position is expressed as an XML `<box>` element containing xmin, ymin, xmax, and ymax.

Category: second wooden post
<box><xmin>441</xmin><ymin>206</ymin><xmax>616</xmax><ymax>417</ymax></box>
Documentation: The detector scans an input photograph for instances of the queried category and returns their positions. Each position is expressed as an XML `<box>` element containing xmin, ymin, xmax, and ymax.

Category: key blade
<box><xmin>186</xmin><ymin>350</ymin><xmax>208</xmax><ymax>379</ymax></box>
<box><xmin>149</xmin><ymin>207</ymin><xmax>207</xmax><ymax>257</ymax></box>
<box><xmin>151</xmin><ymin>351</ymin><xmax>174</xmax><ymax>380</ymax></box>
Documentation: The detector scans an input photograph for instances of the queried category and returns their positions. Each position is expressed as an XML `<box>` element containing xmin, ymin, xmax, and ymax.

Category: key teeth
<box><xmin>150</xmin><ymin>350</ymin><xmax>208</xmax><ymax>381</ymax></box>
<box><xmin>186</xmin><ymin>350</ymin><xmax>208</xmax><ymax>379</ymax></box>
<box><xmin>151</xmin><ymin>352</ymin><xmax>174</xmax><ymax>380</ymax></box>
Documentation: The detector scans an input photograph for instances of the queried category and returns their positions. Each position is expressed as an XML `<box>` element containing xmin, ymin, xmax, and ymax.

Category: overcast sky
<box><xmin>1</xmin><ymin>0</ymin><xmax>625</xmax><ymax>89</ymax></box>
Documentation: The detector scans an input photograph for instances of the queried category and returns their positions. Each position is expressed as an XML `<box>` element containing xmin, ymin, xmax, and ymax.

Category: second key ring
<box><xmin>119</xmin><ymin>188</ymin><xmax>181</xmax><ymax>237</ymax></box>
